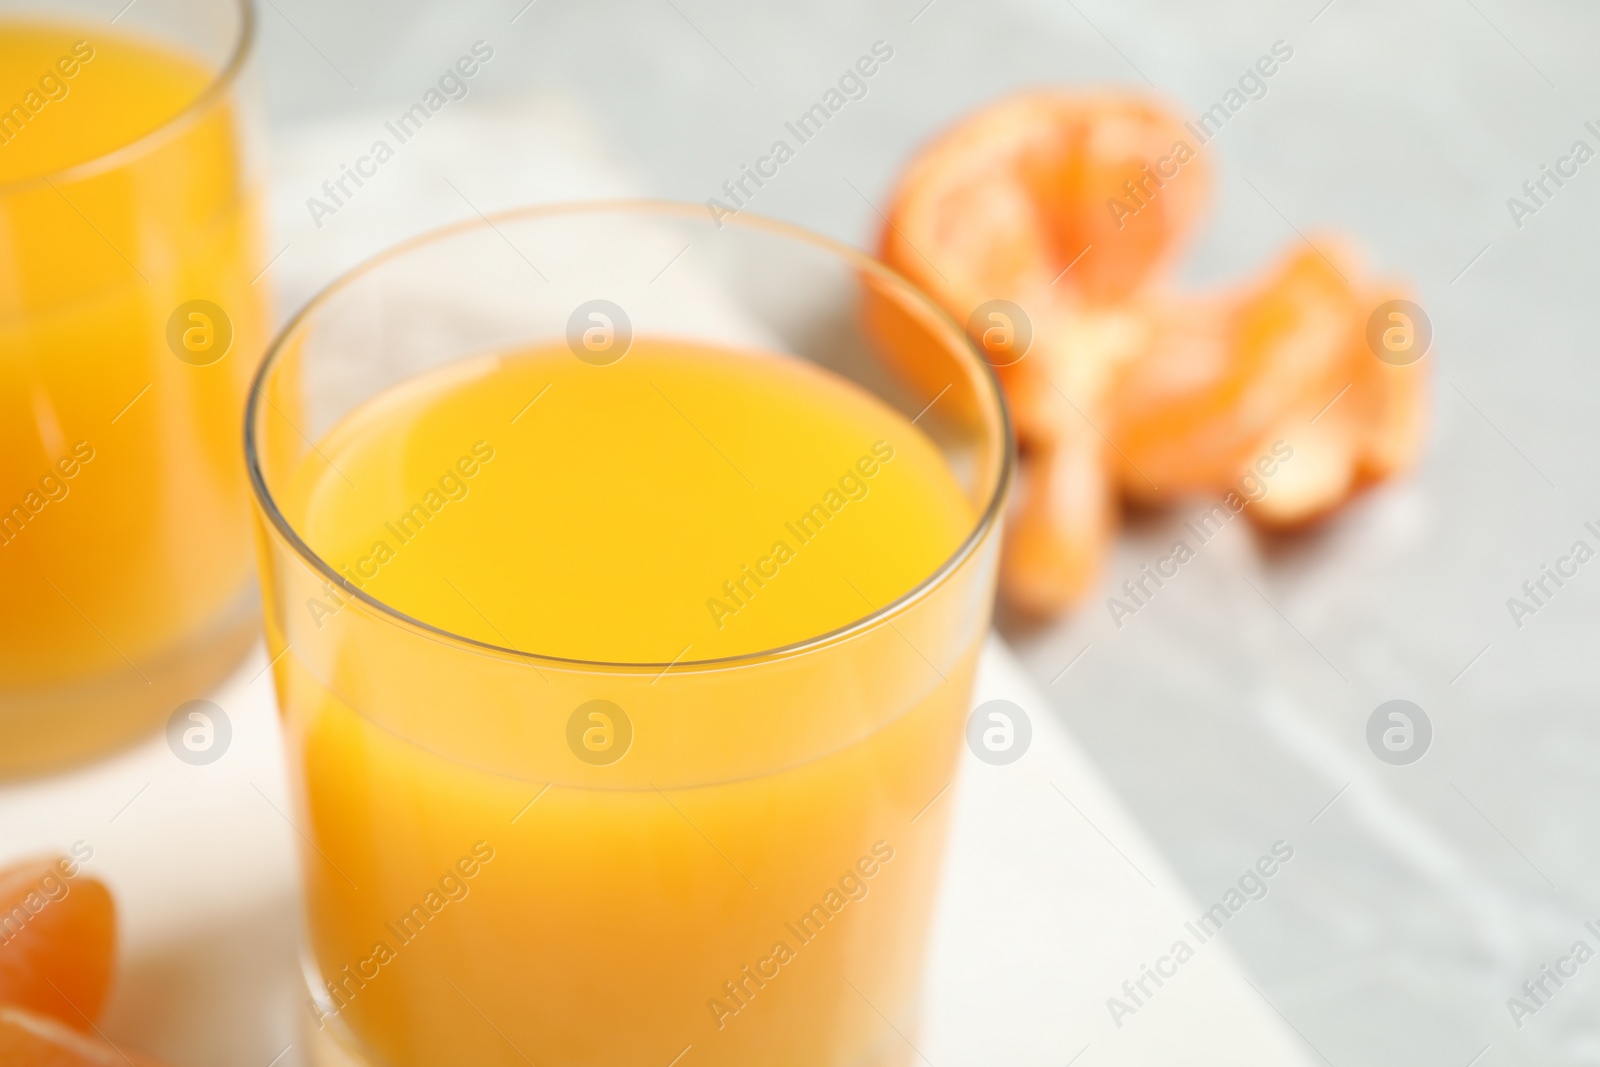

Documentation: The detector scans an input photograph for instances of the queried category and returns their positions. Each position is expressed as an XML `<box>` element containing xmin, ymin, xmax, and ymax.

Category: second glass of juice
<box><xmin>248</xmin><ymin>203</ymin><xmax>1010</xmax><ymax>1066</ymax></box>
<box><xmin>0</xmin><ymin>0</ymin><xmax>268</xmax><ymax>773</ymax></box>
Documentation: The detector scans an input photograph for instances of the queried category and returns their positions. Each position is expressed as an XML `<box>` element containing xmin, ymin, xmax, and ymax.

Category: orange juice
<box><xmin>271</xmin><ymin>341</ymin><xmax>982</xmax><ymax>1066</ymax></box>
<box><xmin>0</xmin><ymin>18</ymin><xmax>267</xmax><ymax>771</ymax></box>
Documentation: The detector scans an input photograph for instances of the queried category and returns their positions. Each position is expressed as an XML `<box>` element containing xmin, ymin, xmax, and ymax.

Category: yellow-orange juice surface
<box><xmin>0</xmin><ymin>21</ymin><xmax>267</xmax><ymax>770</ymax></box>
<box><xmin>270</xmin><ymin>340</ymin><xmax>990</xmax><ymax>1066</ymax></box>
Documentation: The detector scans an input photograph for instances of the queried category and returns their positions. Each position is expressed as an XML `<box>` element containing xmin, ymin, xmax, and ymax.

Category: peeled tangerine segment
<box><xmin>0</xmin><ymin>1004</ymin><xmax>163</xmax><ymax>1067</ymax></box>
<box><xmin>1110</xmin><ymin>244</ymin><xmax>1357</xmax><ymax>492</ymax></box>
<box><xmin>883</xmin><ymin>91</ymin><xmax>1212</xmax><ymax>312</ymax></box>
<box><xmin>1107</xmin><ymin>241</ymin><xmax>1428</xmax><ymax>524</ymax></box>
<box><xmin>0</xmin><ymin>857</ymin><xmax>116</xmax><ymax>1029</ymax></box>
<box><xmin>1002</xmin><ymin>430</ymin><xmax>1115</xmax><ymax>618</ymax></box>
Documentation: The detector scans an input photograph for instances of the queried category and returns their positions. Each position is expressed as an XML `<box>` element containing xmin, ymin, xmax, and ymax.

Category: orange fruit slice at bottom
<box><xmin>0</xmin><ymin>858</ymin><xmax>116</xmax><ymax>1028</ymax></box>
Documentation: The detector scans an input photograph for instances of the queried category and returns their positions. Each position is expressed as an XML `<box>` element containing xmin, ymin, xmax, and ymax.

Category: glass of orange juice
<box><xmin>247</xmin><ymin>203</ymin><xmax>1010</xmax><ymax>1067</ymax></box>
<box><xmin>0</xmin><ymin>0</ymin><xmax>269</xmax><ymax>773</ymax></box>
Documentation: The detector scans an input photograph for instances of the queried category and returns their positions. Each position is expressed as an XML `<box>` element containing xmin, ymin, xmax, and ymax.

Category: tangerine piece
<box><xmin>882</xmin><ymin>92</ymin><xmax>1207</xmax><ymax>445</ymax></box>
<box><xmin>881</xmin><ymin>92</ymin><xmax>1209</xmax><ymax>614</ymax></box>
<box><xmin>880</xmin><ymin>89</ymin><xmax>1428</xmax><ymax>613</ymax></box>
<box><xmin>0</xmin><ymin>1004</ymin><xmax>162</xmax><ymax>1067</ymax></box>
<box><xmin>0</xmin><ymin>856</ymin><xmax>116</xmax><ymax>1029</ymax></box>
<box><xmin>883</xmin><ymin>90</ymin><xmax>1212</xmax><ymax>314</ymax></box>
<box><xmin>1108</xmin><ymin>244</ymin><xmax>1357</xmax><ymax>495</ymax></box>
<box><xmin>1002</xmin><ymin>427</ymin><xmax>1114</xmax><ymax>617</ymax></box>
<box><xmin>1106</xmin><ymin>242</ymin><xmax>1428</xmax><ymax>526</ymax></box>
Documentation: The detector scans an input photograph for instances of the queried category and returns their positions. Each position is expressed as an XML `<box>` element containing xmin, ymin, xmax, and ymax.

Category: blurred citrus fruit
<box><xmin>0</xmin><ymin>856</ymin><xmax>116</xmax><ymax>1028</ymax></box>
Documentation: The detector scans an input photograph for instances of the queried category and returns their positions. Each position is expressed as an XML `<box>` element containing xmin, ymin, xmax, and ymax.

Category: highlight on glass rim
<box><xmin>0</xmin><ymin>2</ymin><xmax>1581</xmax><ymax>1066</ymax></box>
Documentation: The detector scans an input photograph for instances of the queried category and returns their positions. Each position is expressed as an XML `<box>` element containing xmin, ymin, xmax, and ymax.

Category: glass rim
<box><xmin>244</xmin><ymin>199</ymin><xmax>1015</xmax><ymax>673</ymax></box>
<box><xmin>0</xmin><ymin>0</ymin><xmax>256</xmax><ymax>196</ymax></box>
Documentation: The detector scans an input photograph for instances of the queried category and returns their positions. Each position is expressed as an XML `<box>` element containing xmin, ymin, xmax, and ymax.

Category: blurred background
<box><xmin>16</xmin><ymin>1</ymin><xmax>1600</xmax><ymax>1064</ymax></box>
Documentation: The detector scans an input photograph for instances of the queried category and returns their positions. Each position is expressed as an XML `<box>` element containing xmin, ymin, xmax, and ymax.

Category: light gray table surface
<box><xmin>251</xmin><ymin>2</ymin><xmax>1600</xmax><ymax>1063</ymax></box>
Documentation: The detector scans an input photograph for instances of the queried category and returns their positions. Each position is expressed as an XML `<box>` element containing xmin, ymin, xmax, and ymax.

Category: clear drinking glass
<box><xmin>247</xmin><ymin>202</ymin><xmax>1010</xmax><ymax>1067</ymax></box>
<box><xmin>0</xmin><ymin>0</ymin><xmax>269</xmax><ymax>773</ymax></box>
